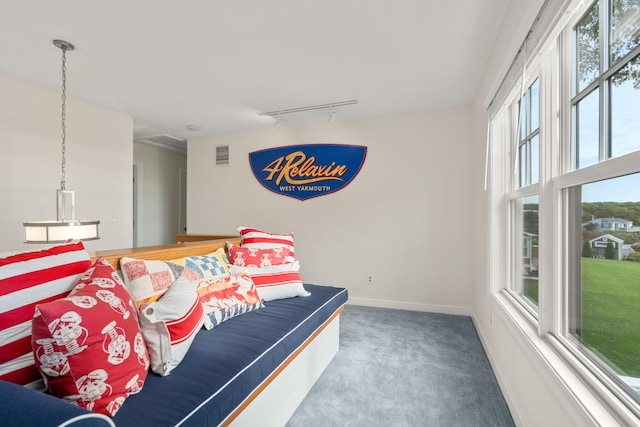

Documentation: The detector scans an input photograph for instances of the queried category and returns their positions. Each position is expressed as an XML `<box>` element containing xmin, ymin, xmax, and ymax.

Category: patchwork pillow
<box><xmin>120</xmin><ymin>248</ymin><xmax>230</xmax><ymax>307</ymax></box>
<box><xmin>194</xmin><ymin>272</ymin><xmax>264</xmax><ymax>326</ymax></box>
<box><xmin>31</xmin><ymin>258</ymin><xmax>149</xmax><ymax>417</ymax></box>
<box><xmin>0</xmin><ymin>241</ymin><xmax>91</xmax><ymax>387</ymax></box>
<box><xmin>237</xmin><ymin>226</ymin><xmax>295</xmax><ymax>263</ymax></box>
<box><xmin>139</xmin><ymin>277</ymin><xmax>211</xmax><ymax>376</ymax></box>
<box><xmin>226</xmin><ymin>242</ymin><xmax>290</xmax><ymax>268</ymax></box>
<box><xmin>229</xmin><ymin>261</ymin><xmax>310</xmax><ymax>301</ymax></box>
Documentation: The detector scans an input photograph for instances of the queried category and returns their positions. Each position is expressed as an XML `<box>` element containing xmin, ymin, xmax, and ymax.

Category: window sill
<box><xmin>490</xmin><ymin>290</ymin><xmax>639</xmax><ymax>426</ymax></box>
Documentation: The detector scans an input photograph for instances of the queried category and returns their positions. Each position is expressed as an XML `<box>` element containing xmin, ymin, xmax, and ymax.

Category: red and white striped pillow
<box><xmin>229</xmin><ymin>261</ymin><xmax>310</xmax><ymax>301</ymax></box>
<box><xmin>139</xmin><ymin>277</ymin><xmax>211</xmax><ymax>376</ymax></box>
<box><xmin>237</xmin><ymin>227</ymin><xmax>295</xmax><ymax>263</ymax></box>
<box><xmin>0</xmin><ymin>242</ymin><xmax>91</xmax><ymax>388</ymax></box>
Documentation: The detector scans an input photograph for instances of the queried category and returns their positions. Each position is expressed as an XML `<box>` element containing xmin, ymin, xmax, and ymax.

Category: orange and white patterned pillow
<box><xmin>31</xmin><ymin>258</ymin><xmax>149</xmax><ymax>417</ymax></box>
<box><xmin>229</xmin><ymin>261</ymin><xmax>310</xmax><ymax>302</ymax></box>
<box><xmin>139</xmin><ymin>277</ymin><xmax>211</xmax><ymax>376</ymax></box>
<box><xmin>0</xmin><ymin>242</ymin><xmax>91</xmax><ymax>388</ymax></box>
<box><xmin>120</xmin><ymin>248</ymin><xmax>230</xmax><ymax>307</ymax></box>
<box><xmin>194</xmin><ymin>272</ymin><xmax>264</xmax><ymax>326</ymax></box>
<box><xmin>226</xmin><ymin>242</ymin><xmax>290</xmax><ymax>268</ymax></box>
<box><xmin>237</xmin><ymin>227</ymin><xmax>295</xmax><ymax>263</ymax></box>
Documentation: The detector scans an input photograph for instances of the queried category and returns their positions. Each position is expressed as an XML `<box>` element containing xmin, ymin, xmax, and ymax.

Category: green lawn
<box><xmin>523</xmin><ymin>277</ymin><xmax>538</xmax><ymax>305</ymax></box>
<box><xmin>581</xmin><ymin>258</ymin><xmax>640</xmax><ymax>377</ymax></box>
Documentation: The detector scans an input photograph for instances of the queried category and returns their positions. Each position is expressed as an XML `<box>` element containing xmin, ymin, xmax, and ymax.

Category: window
<box><xmin>489</xmin><ymin>0</ymin><xmax>640</xmax><ymax>419</ymax></box>
<box><xmin>515</xmin><ymin>194</ymin><xmax>539</xmax><ymax>307</ymax></box>
<box><xmin>568</xmin><ymin>174</ymin><xmax>640</xmax><ymax>399</ymax></box>
<box><xmin>572</xmin><ymin>0</ymin><xmax>640</xmax><ymax>168</ymax></box>
<box><xmin>518</xmin><ymin>79</ymin><xmax>540</xmax><ymax>188</ymax></box>
<box><xmin>505</xmin><ymin>78</ymin><xmax>541</xmax><ymax>312</ymax></box>
<box><xmin>564</xmin><ymin>0</ymin><xmax>640</xmax><ymax>402</ymax></box>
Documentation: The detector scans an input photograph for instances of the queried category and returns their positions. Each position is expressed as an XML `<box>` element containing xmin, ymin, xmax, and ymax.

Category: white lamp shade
<box><xmin>23</xmin><ymin>220</ymin><xmax>100</xmax><ymax>244</ymax></box>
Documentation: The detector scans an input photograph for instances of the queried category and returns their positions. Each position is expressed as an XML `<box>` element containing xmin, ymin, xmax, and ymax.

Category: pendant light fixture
<box><xmin>23</xmin><ymin>39</ymin><xmax>100</xmax><ymax>244</ymax></box>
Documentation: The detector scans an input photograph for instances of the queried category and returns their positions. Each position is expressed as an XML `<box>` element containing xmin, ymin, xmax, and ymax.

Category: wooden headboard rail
<box><xmin>91</xmin><ymin>238</ymin><xmax>240</xmax><ymax>270</ymax></box>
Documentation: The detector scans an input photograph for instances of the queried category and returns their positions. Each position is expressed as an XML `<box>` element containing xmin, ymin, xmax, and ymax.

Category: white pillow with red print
<box><xmin>226</xmin><ymin>242</ymin><xmax>290</xmax><ymax>268</ymax></box>
<box><xmin>194</xmin><ymin>272</ymin><xmax>264</xmax><ymax>326</ymax></box>
<box><xmin>229</xmin><ymin>261</ymin><xmax>310</xmax><ymax>301</ymax></box>
<box><xmin>31</xmin><ymin>258</ymin><xmax>150</xmax><ymax>417</ymax></box>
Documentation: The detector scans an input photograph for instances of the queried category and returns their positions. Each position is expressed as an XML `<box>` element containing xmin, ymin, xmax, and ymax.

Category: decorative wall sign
<box><xmin>249</xmin><ymin>144</ymin><xmax>367</xmax><ymax>200</ymax></box>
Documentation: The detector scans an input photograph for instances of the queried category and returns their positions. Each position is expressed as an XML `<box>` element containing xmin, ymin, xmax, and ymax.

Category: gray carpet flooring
<box><xmin>286</xmin><ymin>304</ymin><xmax>514</xmax><ymax>427</ymax></box>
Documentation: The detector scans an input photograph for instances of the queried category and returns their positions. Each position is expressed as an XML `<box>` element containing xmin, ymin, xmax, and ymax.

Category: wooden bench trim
<box><xmin>175</xmin><ymin>234</ymin><xmax>240</xmax><ymax>243</ymax></box>
<box><xmin>91</xmin><ymin>238</ymin><xmax>240</xmax><ymax>270</ymax></box>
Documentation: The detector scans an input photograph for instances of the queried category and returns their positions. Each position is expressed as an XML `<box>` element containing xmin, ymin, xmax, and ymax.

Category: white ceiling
<box><xmin>0</xmin><ymin>0</ymin><xmax>510</xmax><ymax>144</ymax></box>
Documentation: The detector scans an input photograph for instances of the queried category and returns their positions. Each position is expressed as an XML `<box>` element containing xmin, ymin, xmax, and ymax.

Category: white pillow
<box><xmin>138</xmin><ymin>277</ymin><xmax>212</xmax><ymax>376</ymax></box>
<box><xmin>229</xmin><ymin>261</ymin><xmax>310</xmax><ymax>301</ymax></box>
<box><xmin>237</xmin><ymin>226</ymin><xmax>296</xmax><ymax>263</ymax></box>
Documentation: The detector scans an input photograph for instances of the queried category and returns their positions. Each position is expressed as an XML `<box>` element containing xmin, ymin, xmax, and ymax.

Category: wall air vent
<box><xmin>135</xmin><ymin>134</ymin><xmax>187</xmax><ymax>154</ymax></box>
<box><xmin>216</xmin><ymin>145</ymin><xmax>229</xmax><ymax>166</ymax></box>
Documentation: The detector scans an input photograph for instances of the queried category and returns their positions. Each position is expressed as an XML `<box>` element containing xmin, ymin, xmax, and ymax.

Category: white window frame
<box><xmin>488</xmin><ymin>0</ymin><xmax>640</xmax><ymax>423</ymax></box>
<box><xmin>496</xmin><ymin>65</ymin><xmax>543</xmax><ymax>319</ymax></box>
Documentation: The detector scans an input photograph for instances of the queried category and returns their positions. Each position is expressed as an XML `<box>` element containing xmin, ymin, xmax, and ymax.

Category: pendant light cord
<box><xmin>60</xmin><ymin>44</ymin><xmax>68</xmax><ymax>191</ymax></box>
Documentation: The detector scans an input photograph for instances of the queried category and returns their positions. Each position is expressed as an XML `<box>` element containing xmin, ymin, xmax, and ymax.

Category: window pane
<box><xmin>574</xmin><ymin>87</ymin><xmax>600</xmax><ymax>168</ymax></box>
<box><xmin>517</xmin><ymin>79</ymin><xmax>540</xmax><ymax>187</ymax></box>
<box><xmin>516</xmin><ymin>194</ymin><xmax>539</xmax><ymax>308</ymax></box>
<box><xmin>519</xmin><ymin>97</ymin><xmax>527</xmax><ymax>141</ymax></box>
<box><xmin>611</xmin><ymin>54</ymin><xmax>640</xmax><ymax>158</ymax></box>
<box><xmin>531</xmin><ymin>135</ymin><xmax>539</xmax><ymax>185</ymax></box>
<box><xmin>571</xmin><ymin>173</ymin><xmax>640</xmax><ymax>399</ymax></box>
<box><xmin>519</xmin><ymin>143</ymin><xmax>528</xmax><ymax>187</ymax></box>
<box><xmin>610</xmin><ymin>0</ymin><xmax>640</xmax><ymax>65</ymax></box>
<box><xmin>531</xmin><ymin>79</ymin><xmax>540</xmax><ymax>132</ymax></box>
<box><xmin>575</xmin><ymin>1</ymin><xmax>600</xmax><ymax>93</ymax></box>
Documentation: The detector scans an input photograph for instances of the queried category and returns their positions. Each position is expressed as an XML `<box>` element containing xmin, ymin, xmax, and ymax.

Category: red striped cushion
<box><xmin>0</xmin><ymin>242</ymin><xmax>91</xmax><ymax>387</ymax></box>
<box><xmin>139</xmin><ymin>277</ymin><xmax>208</xmax><ymax>376</ymax></box>
<box><xmin>237</xmin><ymin>227</ymin><xmax>295</xmax><ymax>263</ymax></box>
<box><xmin>229</xmin><ymin>261</ymin><xmax>310</xmax><ymax>301</ymax></box>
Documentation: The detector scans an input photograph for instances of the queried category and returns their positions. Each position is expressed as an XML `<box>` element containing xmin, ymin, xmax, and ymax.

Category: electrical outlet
<box><xmin>367</xmin><ymin>274</ymin><xmax>373</xmax><ymax>284</ymax></box>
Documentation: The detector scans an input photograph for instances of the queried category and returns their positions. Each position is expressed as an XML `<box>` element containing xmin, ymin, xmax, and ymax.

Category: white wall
<box><xmin>133</xmin><ymin>142</ymin><xmax>187</xmax><ymax>246</ymax></box>
<box><xmin>0</xmin><ymin>73</ymin><xmax>133</xmax><ymax>253</ymax></box>
<box><xmin>188</xmin><ymin>108</ymin><xmax>473</xmax><ymax>314</ymax></box>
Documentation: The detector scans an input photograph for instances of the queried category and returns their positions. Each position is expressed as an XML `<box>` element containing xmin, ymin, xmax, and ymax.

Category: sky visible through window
<box><xmin>577</xmin><ymin>66</ymin><xmax>640</xmax><ymax>202</ymax></box>
<box><xmin>583</xmin><ymin>172</ymin><xmax>640</xmax><ymax>202</ymax></box>
<box><xmin>578</xmin><ymin>81</ymin><xmax>640</xmax><ymax>170</ymax></box>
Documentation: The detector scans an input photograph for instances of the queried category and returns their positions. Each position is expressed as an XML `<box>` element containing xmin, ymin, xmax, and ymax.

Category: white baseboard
<box><xmin>347</xmin><ymin>297</ymin><xmax>471</xmax><ymax>316</ymax></box>
<box><xmin>470</xmin><ymin>311</ymin><xmax>526</xmax><ymax>427</ymax></box>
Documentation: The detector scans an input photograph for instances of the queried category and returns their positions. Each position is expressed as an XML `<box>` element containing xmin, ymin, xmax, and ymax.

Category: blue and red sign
<box><xmin>249</xmin><ymin>144</ymin><xmax>367</xmax><ymax>200</ymax></box>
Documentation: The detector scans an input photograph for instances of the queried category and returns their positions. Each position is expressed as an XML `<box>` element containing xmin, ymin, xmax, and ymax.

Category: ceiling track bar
<box><xmin>258</xmin><ymin>99</ymin><xmax>358</xmax><ymax>116</ymax></box>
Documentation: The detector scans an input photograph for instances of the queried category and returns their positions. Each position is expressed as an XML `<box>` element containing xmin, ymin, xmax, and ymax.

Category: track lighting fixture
<box><xmin>259</xmin><ymin>99</ymin><xmax>358</xmax><ymax>126</ymax></box>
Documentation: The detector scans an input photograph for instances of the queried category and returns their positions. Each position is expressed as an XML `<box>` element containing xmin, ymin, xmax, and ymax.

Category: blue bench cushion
<box><xmin>112</xmin><ymin>284</ymin><xmax>348</xmax><ymax>426</ymax></box>
<box><xmin>0</xmin><ymin>380</ymin><xmax>114</xmax><ymax>427</ymax></box>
